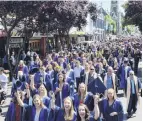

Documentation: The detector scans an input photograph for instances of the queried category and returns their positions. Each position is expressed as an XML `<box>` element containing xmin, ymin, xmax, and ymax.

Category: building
<box><xmin>86</xmin><ymin>5</ymin><xmax>108</xmax><ymax>41</ymax></box>
<box><xmin>110</xmin><ymin>0</ymin><xmax>122</xmax><ymax>35</ymax></box>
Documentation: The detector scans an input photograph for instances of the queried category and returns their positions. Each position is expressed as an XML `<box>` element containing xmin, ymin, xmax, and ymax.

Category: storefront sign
<box><xmin>9</xmin><ymin>37</ymin><xmax>24</xmax><ymax>48</ymax></box>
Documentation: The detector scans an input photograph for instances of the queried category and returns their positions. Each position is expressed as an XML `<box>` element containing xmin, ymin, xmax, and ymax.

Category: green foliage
<box><xmin>124</xmin><ymin>1</ymin><xmax>142</xmax><ymax>32</ymax></box>
<box><xmin>105</xmin><ymin>15</ymin><xmax>116</xmax><ymax>33</ymax></box>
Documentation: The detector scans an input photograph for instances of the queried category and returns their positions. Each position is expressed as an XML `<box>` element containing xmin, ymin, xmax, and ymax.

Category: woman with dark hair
<box><xmin>5</xmin><ymin>90</ymin><xmax>29</xmax><ymax>121</ymax></box>
<box><xmin>54</xmin><ymin>73</ymin><xmax>70</xmax><ymax>108</ymax></box>
<box><xmin>77</xmin><ymin>97</ymin><xmax>100</xmax><ymax>121</ymax></box>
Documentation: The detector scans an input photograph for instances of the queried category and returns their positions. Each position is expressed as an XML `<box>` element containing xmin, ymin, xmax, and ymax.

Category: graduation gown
<box><xmin>56</xmin><ymin>109</ymin><xmax>77</xmax><ymax>121</ymax></box>
<box><xmin>54</xmin><ymin>82</ymin><xmax>70</xmax><ymax>108</ymax></box>
<box><xmin>73</xmin><ymin>92</ymin><xmax>94</xmax><ymax>111</ymax></box>
<box><xmin>48</xmin><ymin>106</ymin><xmax>60</xmax><ymax>121</ymax></box>
<box><xmin>89</xmin><ymin>112</ymin><xmax>101</xmax><ymax>121</ymax></box>
<box><xmin>42</xmin><ymin>96</ymin><xmax>51</xmax><ymax>109</ymax></box>
<box><xmin>118</xmin><ymin>65</ymin><xmax>131</xmax><ymax>89</ymax></box>
<box><xmin>126</xmin><ymin>76</ymin><xmax>141</xmax><ymax>111</ymax></box>
<box><xmin>25</xmin><ymin>106</ymin><xmax>49</xmax><ymax>121</ymax></box>
<box><xmin>100</xmin><ymin>99</ymin><xmax>124</xmax><ymax>121</ymax></box>
<box><xmin>17</xmin><ymin>65</ymin><xmax>29</xmax><ymax>77</ymax></box>
<box><xmin>5</xmin><ymin>102</ymin><xmax>26</xmax><ymax>121</ymax></box>
<box><xmin>34</xmin><ymin>72</ymin><xmax>52</xmax><ymax>92</ymax></box>
<box><xmin>31</xmin><ymin>89</ymin><xmax>50</xmax><ymax>108</ymax></box>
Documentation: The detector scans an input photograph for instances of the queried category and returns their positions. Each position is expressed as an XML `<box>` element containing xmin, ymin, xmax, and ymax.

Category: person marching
<box><xmin>126</xmin><ymin>70</ymin><xmax>142</xmax><ymax>118</ymax></box>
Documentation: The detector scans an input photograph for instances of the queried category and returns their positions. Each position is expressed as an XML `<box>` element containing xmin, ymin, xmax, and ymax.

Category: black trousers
<box><xmin>127</xmin><ymin>94</ymin><xmax>137</xmax><ymax>114</ymax></box>
<box><xmin>134</xmin><ymin>61</ymin><xmax>139</xmax><ymax>76</ymax></box>
<box><xmin>76</xmin><ymin>77</ymin><xmax>82</xmax><ymax>92</ymax></box>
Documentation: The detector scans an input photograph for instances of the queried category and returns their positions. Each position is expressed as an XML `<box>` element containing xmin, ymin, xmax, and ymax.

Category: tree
<box><xmin>0</xmin><ymin>1</ymin><xmax>43</xmax><ymax>77</ymax></box>
<box><xmin>124</xmin><ymin>1</ymin><xmax>142</xmax><ymax>32</ymax></box>
<box><xmin>35</xmin><ymin>1</ymin><xmax>97</xmax><ymax>51</ymax></box>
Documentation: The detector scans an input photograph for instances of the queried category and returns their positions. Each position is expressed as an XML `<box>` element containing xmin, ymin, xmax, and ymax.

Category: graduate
<box><xmin>16</xmin><ymin>93</ymin><xmax>49</xmax><ymax>121</ymax></box>
<box><xmin>30</xmin><ymin>75</ymin><xmax>51</xmax><ymax>108</ymax></box>
<box><xmin>104</xmin><ymin>66</ymin><xmax>117</xmax><ymax>95</ymax></box>
<box><xmin>73</xmin><ymin>83</ymin><xmax>94</xmax><ymax>111</ymax></box>
<box><xmin>73</xmin><ymin>60</ymin><xmax>83</xmax><ymax>90</ymax></box>
<box><xmin>46</xmin><ymin>64</ymin><xmax>55</xmax><ymax>90</ymax></box>
<box><xmin>77</xmin><ymin>95</ymin><xmax>100</xmax><ymax>121</ymax></box>
<box><xmin>50</xmin><ymin>96</ymin><xmax>77</xmax><ymax>121</ymax></box>
<box><xmin>5</xmin><ymin>89</ymin><xmax>30</xmax><ymax>121</ymax></box>
<box><xmin>118</xmin><ymin>58</ymin><xmax>131</xmax><ymax>95</ymax></box>
<box><xmin>80</xmin><ymin>63</ymin><xmax>90</xmax><ymax>84</ymax></box>
<box><xmin>126</xmin><ymin>71</ymin><xmax>141</xmax><ymax>118</ymax></box>
<box><xmin>62</xmin><ymin>70</ymin><xmax>75</xmax><ymax>96</ymax></box>
<box><xmin>100</xmin><ymin>88</ymin><xmax>124</xmax><ymax>121</ymax></box>
<box><xmin>66</xmin><ymin>64</ymin><xmax>74</xmax><ymax>82</ymax></box>
<box><xmin>54</xmin><ymin>73</ymin><xmax>70</xmax><ymax>108</ymax></box>
<box><xmin>16</xmin><ymin>60</ymin><xmax>29</xmax><ymax>77</ymax></box>
<box><xmin>58</xmin><ymin>56</ymin><xmax>67</xmax><ymax>70</ymax></box>
<box><xmin>34</xmin><ymin>66</ymin><xmax>52</xmax><ymax>92</ymax></box>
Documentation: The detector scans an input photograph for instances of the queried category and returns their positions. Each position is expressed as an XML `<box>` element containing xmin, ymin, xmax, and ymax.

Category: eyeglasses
<box><xmin>90</xmin><ymin>69</ymin><xmax>94</xmax><ymax>70</ymax></box>
<box><xmin>130</xmin><ymin>74</ymin><xmax>133</xmax><ymax>75</ymax></box>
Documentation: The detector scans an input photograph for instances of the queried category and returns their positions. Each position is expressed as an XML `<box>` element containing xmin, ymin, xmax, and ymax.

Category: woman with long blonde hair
<box><xmin>30</xmin><ymin>75</ymin><xmax>51</xmax><ymax>108</ymax></box>
<box><xmin>73</xmin><ymin>83</ymin><xmax>94</xmax><ymax>112</ymax></box>
<box><xmin>16</xmin><ymin>93</ymin><xmax>49</xmax><ymax>121</ymax></box>
<box><xmin>100</xmin><ymin>88</ymin><xmax>124</xmax><ymax>121</ymax></box>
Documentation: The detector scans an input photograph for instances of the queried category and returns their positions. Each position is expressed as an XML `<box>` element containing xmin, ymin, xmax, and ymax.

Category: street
<box><xmin>0</xmin><ymin>62</ymin><xmax>142</xmax><ymax>121</ymax></box>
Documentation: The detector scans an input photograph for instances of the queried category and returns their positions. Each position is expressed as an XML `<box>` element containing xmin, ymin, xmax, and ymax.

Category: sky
<box><xmin>91</xmin><ymin>0</ymin><xmax>127</xmax><ymax>14</ymax></box>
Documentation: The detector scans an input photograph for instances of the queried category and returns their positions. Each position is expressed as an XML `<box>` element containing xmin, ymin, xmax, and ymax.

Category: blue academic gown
<box><xmin>25</xmin><ymin>106</ymin><xmax>49</xmax><ymax>121</ymax></box>
<box><xmin>5</xmin><ymin>99</ymin><xmax>28</xmax><ymax>121</ymax></box>
<box><xmin>47</xmin><ymin>70</ymin><xmax>54</xmax><ymax>90</ymax></box>
<box><xmin>31</xmin><ymin>89</ymin><xmax>50</xmax><ymax>108</ymax></box>
<box><xmin>73</xmin><ymin>92</ymin><xmax>94</xmax><ymax>112</ymax></box>
<box><xmin>56</xmin><ymin>109</ymin><xmax>77</xmax><ymax>121</ymax></box>
<box><xmin>48</xmin><ymin>106</ymin><xmax>60</xmax><ymax>121</ymax></box>
<box><xmin>29</xmin><ymin>62</ymin><xmax>40</xmax><ymax>71</ymax></box>
<box><xmin>67</xmin><ymin>70</ymin><xmax>74</xmax><ymax>81</ymax></box>
<box><xmin>65</xmin><ymin>77</ymin><xmax>75</xmax><ymax>96</ymax></box>
<box><xmin>118</xmin><ymin>65</ymin><xmax>131</xmax><ymax>89</ymax></box>
<box><xmin>58</xmin><ymin>62</ymin><xmax>67</xmax><ymax>70</ymax></box>
<box><xmin>100</xmin><ymin>99</ymin><xmax>124</xmax><ymax>121</ymax></box>
<box><xmin>17</xmin><ymin>65</ymin><xmax>29</xmax><ymax>77</ymax></box>
<box><xmin>54</xmin><ymin>82</ymin><xmax>70</xmax><ymax>108</ymax></box>
<box><xmin>89</xmin><ymin>112</ymin><xmax>101</xmax><ymax>121</ymax></box>
<box><xmin>34</xmin><ymin>72</ymin><xmax>52</xmax><ymax>92</ymax></box>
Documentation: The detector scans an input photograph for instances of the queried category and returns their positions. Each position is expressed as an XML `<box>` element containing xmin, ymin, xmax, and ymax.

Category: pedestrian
<box><xmin>50</xmin><ymin>96</ymin><xmax>77</xmax><ymax>121</ymax></box>
<box><xmin>100</xmin><ymin>88</ymin><xmax>124</xmax><ymax>121</ymax></box>
<box><xmin>134</xmin><ymin>49</ymin><xmax>141</xmax><ymax>75</ymax></box>
<box><xmin>73</xmin><ymin>83</ymin><xmax>94</xmax><ymax>112</ymax></box>
<box><xmin>126</xmin><ymin>70</ymin><xmax>142</xmax><ymax>118</ymax></box>
<box><xmin>54</xmin><ymin>73</ymin><xmax>70</xmax><ymax>108</ymax></box>
<box><xmin>118</xmin><ymin>58</ymin><xmax>132</xmax><ymax>96</ymax></box>
<box><xmin>16</xmin><ymin>93</ymin><xmax>49</xmax><ymax>121</ymax></box>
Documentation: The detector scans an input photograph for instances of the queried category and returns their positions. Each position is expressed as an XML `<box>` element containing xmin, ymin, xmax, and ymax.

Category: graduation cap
<box><xmin>29</xmin><ymin>67</ymin><xmax>39</xmax><ymax>74</ymax></box>
<box><xmin>87</xmin><ymin>77</ymin><xmax>106</xmax><ymax>95</ymax></box>
<box><xmin>16</xmin><ymin>80</ymin><xmax>22</xmax><ymax>88</ymax></box>
<box><xmin>37</xmin><ymin>83</ymin><xmax>46</xmax><ymax>89</ymax></box>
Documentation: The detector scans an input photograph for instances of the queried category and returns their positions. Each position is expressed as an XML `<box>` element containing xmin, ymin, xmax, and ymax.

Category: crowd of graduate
<box><xmin>2</xmin><ymin>37</ymin><xmax>142</xmax><ymax>121</ymax></box>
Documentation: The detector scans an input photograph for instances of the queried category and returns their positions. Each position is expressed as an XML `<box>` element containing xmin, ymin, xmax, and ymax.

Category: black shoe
<box><xmin>127</xmin><ymin>113</ymin><xmax>132</xmax><ymax>118</ymax></box>
<box><xmin>133</xmin><ymin>110</ymin><xmax>137</xmax><ymax>114</ymax></box>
